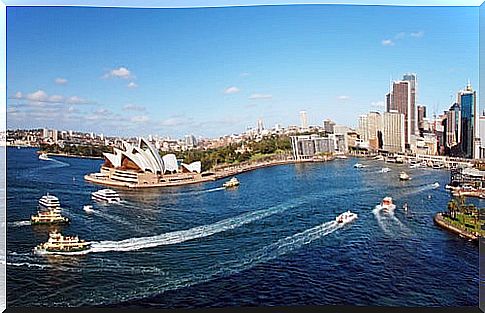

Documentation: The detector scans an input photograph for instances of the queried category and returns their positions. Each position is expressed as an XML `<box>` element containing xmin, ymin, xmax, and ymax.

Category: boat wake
<box><xmin>8</xmin><ymin>220</ymin><xmax>31</xmax><ymax>227</ymax></box>
<box><xmin>372</xmin><ymin>205</ymin><xmax>410</xmax><ymax>236</ymax></box>
<box><xmin>39</xmin><ymin>157</ymin><xmax>70</xmax><ymax>170</ymax></box>
<box><xmin>85</xmin><ymin>201</ymin><xmax>300</xmax><ymax>254</ymax></box>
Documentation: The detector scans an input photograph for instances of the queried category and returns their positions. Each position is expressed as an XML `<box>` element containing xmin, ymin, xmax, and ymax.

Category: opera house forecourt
<box><xmin>84</xmin><ymin>137</ymin><xmax>215</xmax><ymax>188</ymax></box>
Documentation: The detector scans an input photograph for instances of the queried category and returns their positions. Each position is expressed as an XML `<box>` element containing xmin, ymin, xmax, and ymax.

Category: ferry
<box><xmin>91</xmin><ymin>189</ymin><xmax>121</xmax><ymax>203</ymax></box>
<box><xmin>399</xmin><ymin>171</ymin><xmax>411</xmax><ymax>181</ymax></box>
<box><xmin>223</xmin><ymin>177</ymin><xmax>240</xmax><ymax>188</ymax></box>
<box><xmin>34</xmin><ymin>230</ymin><xmax>90</xmax><ymax>254</ymax></box>
<box><xmin>336</xmin><ymin>211</ymin><xmax>358</xmax><ymax>224</ymax></box>
<box><xmin>376</xmin><ymin>196</ymin><xmax>396</xmax><ymax>211</ymax></box>
<box><xmin>83</xmin><ymin>205</ymin><xmax>94</xmax><ymax>213</ymax></box>
<box><xmin>31</xmin><ymin>210</ymin><xmax>69</xmax><ymax>225</ymax></box>
<box><xmin>38</xmin><ymin>194</ymin><xmax>61</xmax><ymax>211</ymax></box>
<box><xmin>380</xmin><ymin>167</ymin><xmax>391</xmax><ymax>173</ymax></box>
<box><xmin>354</xmin><ymin>163</ymin><xmax>367</xmax><ymax>169</ymax></box>
<box><xmin>38</xmin><ymin>153</ymin><xmax>49</xmax><ymax>161</ymax></box>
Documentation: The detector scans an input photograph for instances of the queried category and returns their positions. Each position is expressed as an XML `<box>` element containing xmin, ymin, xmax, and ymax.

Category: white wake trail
<box><xmin>88</xmin><ymin>201</ymin><xmax>298</xmax><ymax>253</ymax></box>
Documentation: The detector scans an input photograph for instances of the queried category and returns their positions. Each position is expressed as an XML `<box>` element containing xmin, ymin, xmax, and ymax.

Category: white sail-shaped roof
<box><xmin>162</xmin><ymin>154</ymin><xmax>178</xmax><ymax>172</ymax></box>
<box><xmin>181</xmin><ymin>161</ymin><xmax>201</xmax><ymax>173</ymax></box>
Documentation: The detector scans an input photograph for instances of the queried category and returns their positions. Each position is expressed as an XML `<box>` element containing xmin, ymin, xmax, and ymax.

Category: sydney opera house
<box><xmin>84</xmin><ymin>137</ymin><xmax>212</xmax><ymax>188</ymax></box>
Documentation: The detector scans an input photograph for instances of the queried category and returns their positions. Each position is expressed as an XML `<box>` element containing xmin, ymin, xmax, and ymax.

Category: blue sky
<box><xmin>6</xmin><ymin>4</ymin><xmax>479</xmax><ymax>138</ymax></box>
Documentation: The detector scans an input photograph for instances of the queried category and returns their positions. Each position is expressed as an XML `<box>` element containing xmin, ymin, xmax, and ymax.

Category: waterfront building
<box><xmin>458</xmin><ymin>82</ymin><xmax>477</xmax><ymax>159</ymax></box>
<box><xmin>333</xmin><ymin>124</ymin><xmax>350</xmax><ymax>135</ymax></box>
<box><xmin>388</xmin><ymin>80</ymin><xmax>412</xmax><ymax>146</ymax></box>
<box><xmin>382</xmin><ymin>110</ymin><xmax>405</xmax><ymax>153</ymax></box>
<box><xmin>357</xmin><ymin>115</ymin><xmax>369</xmax><ymax>142</ymax></box>
<box><xmin>290</xmin><ymin>134</ymin><xmax>335</xmax><ymax>160</ymax></box>
<box><xmin>300</xmin><ymin>111</ymin><xmax>308</xmax><ymax>130</ymax></box>
<box><xmin>417</xmin><ymin>105</ymin><xmax>426</xmax><ymax>133</ymax></box>
<box><xmin>367</xmin><ymin>112</ymin><xmax>382</xmax><ymax>150</ymax></box>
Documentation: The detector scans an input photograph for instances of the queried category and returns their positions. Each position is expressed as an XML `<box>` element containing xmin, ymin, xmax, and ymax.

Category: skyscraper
<box><xmin>257</xmin><ymin>118</ymin><xmax>264</xmax><ymax>134</ymax></box>
<box><xmin>417</xmin><ymin>105</ymin><xmax>426</xmax><ymax>132</ymax></box>
<box><xmin>300</xmin><ymin>111</ymin><xmax>308</xmax><ymax>129</ymax></box>
<box><xmin>382</xmin><ymin>110</ymin><xmax>405</xmax><ymax>153</ymax></box>
<box><xmin>367</xmin><ymin>111</ymin><xmax>383</xmax><ymax>150</ymax></box>
<box><xmin>358</xmin><ymin>114</ymin><xmax>369</xmax><ymax>141</ymax></box>
<box><xmin>458</xmin><ymin>82</ymin><xmax>477</xmax><ymax>158</ymax></box>
<box><xmin>402</xmin><ymin>73</ymin><xmax>417</xmax><ymax>136</ymax></box>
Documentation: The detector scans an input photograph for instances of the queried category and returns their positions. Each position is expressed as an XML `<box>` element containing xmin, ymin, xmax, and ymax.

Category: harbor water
<box><xmin>5</xmin><ymin>147</ymin><xmax>479</xmax><ymax>307</ymax></box>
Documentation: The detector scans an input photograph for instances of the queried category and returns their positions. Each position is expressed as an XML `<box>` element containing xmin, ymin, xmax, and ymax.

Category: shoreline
<box><xmin>433</xmin><ymin>212</ymin><xmax>479</xmax><ymax>242</ymax></box>
<box><xmin>39</xmin><ymin>151</ymin><xmax>104</xmax><ymax>160</ymax></box>
<box><xmin>84</xmin><ymin>156</ymin><xmax>334</xmax><ymax>189</ymax></box>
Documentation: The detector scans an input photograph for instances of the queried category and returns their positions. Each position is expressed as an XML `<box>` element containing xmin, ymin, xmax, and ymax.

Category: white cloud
<box><xmin>394</xmin><ymin>32</ymin><xmax>406</xmax><ymax>40</ymax></box>
<box><xmin>14</xmin><ymin>91</ymin><xmax>22</xmax><ymax>99</ymax></box>
<box><xmin>127</xmin><ymin>81</ymin><xmax>138</xmax><ymax>89</ymax></box>
<box><xmin>248</xmin><ymin>93</ymin><xmax>272</xmax><ymax>100</ymax></box>
<box><xmin>224</xmin><ymin>86</ymin><xmax>240</xmax><ymax>94</ymax></box>
<box><xmin>55</xmin><ymin>78</ymin><xmax>68</xmax><ymax>85</ymax></box>
<box><xmin>381</xmin><ymin>39</ymin><xmax>394</xmax><ymax>46</ymax></box>
<box><xmin>410</xmin><ymin>31</ymin><xmax>424</xmax><ymax>38</ymax></box>
<box><xmin>131</xmin><ymin>115</ymin><xmax>149</xmax><ymax>123</ymax></box>
<box><xmin>123</xmin><ymin>104</ymin><xmax>146</xmax><ymax>111</ymax></box>
<box><xmin>338</xmin><ymin>95</ymin><xmax>350</xmax><ymax>101</ymax></box>
<box><xmin>26</xmin><ymin>90</ymin><xmax>48</xmax><ymax>102</ymax></box>
<box><xmin>160</xmin><ymin>116</ymin><xmax>192</xmax><ymax>127</ymax></box>
<box><xmin>66</xmin><ymin>96</ymin><xmax>89</xmax><ymax>104</ymax></box>
<box><xmin>48</xmin><ymin>95</ymin><xmax>64</xmax><ymax>103</ymax></box>
<box><xmin>104</xmin><ymin>67</ymin><xmax>133</xmax><ymax>79</ymax></box>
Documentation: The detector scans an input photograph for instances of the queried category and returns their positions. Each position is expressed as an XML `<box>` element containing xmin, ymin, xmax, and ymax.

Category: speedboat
<box><xmin>354</xmin><ymin>163</ymin><xmax>367</xmax><ymax>168</ymax></box>
<box><xmin>432</xmin><ymin>182</ymin><xmax>440</xmax><ymax>188</ymax></box>
<box><xmin>335</xmin><ymin>211</ymin><xmax>358</xmax><ymax>224</ymax></box>
<box><xmin>91</xmin><ymin>189</ymin><xmax>121</xmax><ymax>203</ymax></box>
<box><xmin>223</xmin><ymin>177</ymin><xmax>240</xmax><ymax>188</ymax></box>
<box><xmin>83</xmin><ymin>205</ymin><xmax>94</xmax><ymax>213</ymax></box>
<box><xmin>39</xmin><ymin>153</ymin><xmax>49</xmax><ymax>161</ymax></box>
<box><xmin>376</xmin><ymin>196</ymin><xmax>396</xmax><ymax>212</ymax></box>
<box><xmin>399</xmin><ymin>172</ymin><xmax>411</xmax><ymax>181</ymax></box>
<box><xmin>380</xmin><ymin>167</ymin><xmax>391</xmax><ymax>173</ymax></box>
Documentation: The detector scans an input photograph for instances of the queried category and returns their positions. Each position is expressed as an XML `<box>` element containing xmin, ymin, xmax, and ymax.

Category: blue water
<box><xmin>5</xmin><ymin>147</ymin><xmax>479</xmax><ymax>307</ymax></box>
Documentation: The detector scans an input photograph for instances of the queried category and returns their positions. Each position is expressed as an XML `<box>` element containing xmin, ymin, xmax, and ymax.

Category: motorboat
<box><xmin>399</xmin><ymin>172</ymin><xmax>411</xmax><ymax>181</ymax></box>
<box><xmin>376</xmin><ymin>196</ymin><xmax>396</xmax><ymax>211</ymax></box>
<box><xmin>39</xmin><ymin>153</ymin><xmax>49</xmax><ymax>161</ymax></box>
<box><xmin>91</xmin><ymin>189</ymin><xmax>121</xmax><ymax>203</ymax></box>
<box><xmin>83</xmin><ymin>205</ymin><xmax>94</xmax><ymax>213</ymax></box>
<box><xmin>380</xmin><ymin>167</ymin><xmax>391</xmax><ymax>173</ymax></box>
<box><xmin>335</xmin><ymin>211</ymin><xmax>358</xmax><ymax>224</ymax></box>
<box><xmin>354</xmin><ymin>163</ymin><xmax>367</xmax><ymax>168</ymax></box>
<box><xmin>223</xmin><ymin>177</ymin><xmax>240</xmax><ymax>188</ymax></box>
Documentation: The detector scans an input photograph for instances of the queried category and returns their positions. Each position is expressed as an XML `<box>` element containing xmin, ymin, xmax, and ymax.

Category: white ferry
<box><xmin>376</xmin><ymin>196</ymin><xmax>396</xmax><ymax>211</ymax></box>
<box><xmin>91</xmin><ymin>189</ymin><xmax>121</xmax><ymax>203</ymax></box>
<box><xmin>31</xmin><ymin>210</ymin><xmax>69</xmax><ymax>225</ymax></box>
<box><xmin>223</xmin><ymin>177</ymin><xmax>240</xmax><ymax>188</ymax></box>
<box><xmin>38</xmin><ymin>194</ymin><xmax>61</xmax><ymax>211</ymax></box>
<box><xmin>336</xmin><ymin>211</ymin><xmax>358</xmax><ymax>224</ymax></box>
<box><xmin>38</xmin><ymin>153</ymin><xmax>49</xmax><ymax>161</ymax></box>
<box><xmin>34</xmin><ymin>230</ymin><xmax>90</xmax><ymax>254</ymax></box>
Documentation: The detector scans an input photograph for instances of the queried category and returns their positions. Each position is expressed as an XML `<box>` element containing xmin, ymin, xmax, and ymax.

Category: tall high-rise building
<box><xmin>367</xmin><ymin>111</ymin><xmax>383</xmax><ymax>150</ymax></box>
<box><xmin>385</xmin><ymin>92</ymin><xmax>392</xmax><ymax>112</ymax></box>
<box><xmin>257</xmin><ymin>118</ymin><xmax>264</xmax><ymax>134</ymax></box>
<box><xmin>323</xmin><ymin>119</ymin><xmax>335</xmax><ymax>134</ymax></box>
<box><xmin>382</xmin><ymin>110</ymin><xmax>405</xmax><ymax>153</ymax></box>
<box><xmin>300</xmin><ymin>111</ymin><xmax>308</xmax><ymax>129</ymax></box>
<box><xmin>480</xmin><ymin>110</ymin><xmax>485</xmax><ymax>152</ymax></box>
<box><xmin>458</xmin><ymin>82</ymin><xmax>477</xmax><ymax>158</ymax></box>
<box><xmin>358</xmin><ymin>114</ymin><xmax>369</xmax><ymax>141</ymax></box>
<box><xmin>445</xmin><ymin>103</ymin><xmax>460</xmax><ymax>149</ymax></box>
<box><xmin>417</xmin><ymin>105</ymin><xmax>426</xmax><ymax>131</ymax></box>
<box><xmin>403</xmin><ymin>73</ymin><xmax>417</xmax><ymax>135</ymax></box>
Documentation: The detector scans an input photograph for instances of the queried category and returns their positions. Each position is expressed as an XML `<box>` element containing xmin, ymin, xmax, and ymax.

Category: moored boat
<box><xmin>34</xmin><ymin>230</ymin><xmax>90</xmax><ymax>254</ymax></box>
<box><xmin>223</xmin><ymin>177</ymin><xmax>240</xmax><ymax>188</ymax></box>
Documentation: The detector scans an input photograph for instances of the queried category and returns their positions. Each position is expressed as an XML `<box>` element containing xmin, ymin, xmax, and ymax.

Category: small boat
<box><xmin>335</xmin><ymin>211</ymin><xmax>358</xmax><ymax>224</ymax></box>
<box><xmin>380</xmin><ymin>167</ymin><xmax>391</xmax><ymax>173</ymax></box>
<box><xmin>374</xmin><ymin>155</ymin><xmax>385</xmax><ymax>161</ymax></box>
<box><xmin>399</xmin><ymin>172</ymin><xmax>411</xmax><ymax>181</ymax></box>
<box><xmin>376</xmin><ymin>196</ymin><xmax>396</xmax><ymax>212</ymax></box>
<box><xmin>38</xmin><ymin>194</ymin><xmax>61</xmax><ymax>212</ymax></box>
<box><xmin>354</xmin><ymin>163</ymin><xmax>367</xmax><ymax>168</ymax></box>
<box><xmin>223</xmin><ymin>177</ymin><xmax>240</xmax><ymax>188</ymax></box>
<box><xmin>39</xmin><ymin>153</ymin><xmax>50</xmax><ymax>161</ymax></box>
<box><xmin>31</xmin><ymin>210</ymin><xmax>69</xmax><ymax>225</ymax></box>
<box><xmin>409</xmin><ymin>163</ymin><xmax>420</xmax><ymax>169</ymax></box>
<box><xmin>403</xmin><ymin>202</ymin><xmax>408</xmax><ymax>212</ymax></box>
<box><xmin>83</xmin><ymin>205</ymin><xmax>94</xmax><ymax>213</ymax></box>
<box><xmin>335</xmin><ymin>154</ymin><xmax>348</xmax><ymax>159</ymax></box>
<box><xmin>34</xmin><ymin>230</ymin><xmax>90</xmax><ymax>254</ymax></box>
<box><xmin>432</xmin><ymin>182</ymin><xmax>440</xmax><ymax>188</ymax></box>
<box><xmin>91</xmin><ymin>189</ymin><xmax>121</xmax><ymax>203</ymax></box>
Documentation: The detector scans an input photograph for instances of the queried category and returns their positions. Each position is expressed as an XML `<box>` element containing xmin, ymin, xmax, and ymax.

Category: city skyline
<box><xmin>6</xmin><ymin>5</ymin><xmax>479</xmax><ymax>138</ymax></box>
